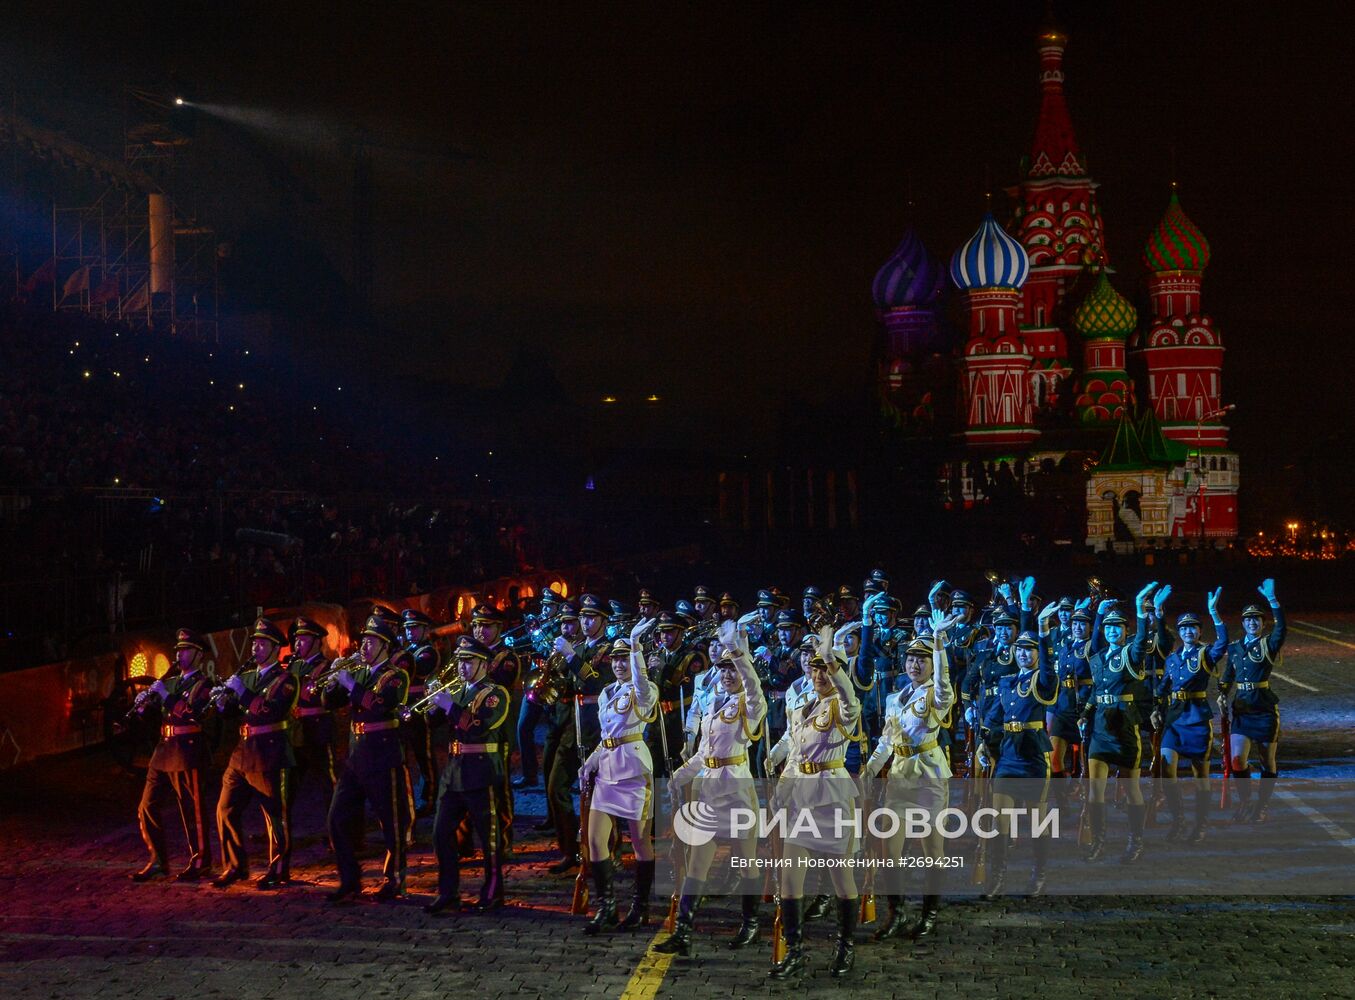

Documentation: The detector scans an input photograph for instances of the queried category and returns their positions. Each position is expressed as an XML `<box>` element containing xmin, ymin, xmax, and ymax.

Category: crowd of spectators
<box><xmin>0</xmin><ymin>301</ymin><xmax>565</xmax><ymax>668</ymax></box>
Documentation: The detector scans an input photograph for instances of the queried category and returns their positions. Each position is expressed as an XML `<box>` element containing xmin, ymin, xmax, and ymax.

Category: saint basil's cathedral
<box><xmin>872</xmin><ymin>22</ymin><xmax>1238</xmax><ymax>552</ymax></box>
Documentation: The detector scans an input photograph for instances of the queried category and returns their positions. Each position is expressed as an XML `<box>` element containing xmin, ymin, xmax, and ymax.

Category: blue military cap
<box><xmin>774</xmin><ymin>609</ymin><xmax>804</xmax><ymax>629</ymax></box>
<box><xmin>1014</xmin><ymin>631</ymin><xmax>1040</xmax><ymax>650</ymax></box>
<box><xmin>1241</xmin><ymin>604</ymin><xmax>1266</xmax><ymax>620</ymax></box>
<box><xmin>756</xmin><ymin>589</ymin><xmax>778</xmax><ymax>608</ymax></box>
<box><xmin>1102</xmin><ymin>610</ymin><xmax>1129</xmax><ymax>627</ymax></box>
<box><xmin>1176</xmin><ymin>612</ymin><xmax>1202</xmax><ymax>628</ymax></box>
<box><xmin>557</xmin><ymin>602</ymin><xmax>579</xmax><ymax>622</ymax></box>
<box><xmin>992</xmin><ymin>611</ymin><xmax>1018</xmax><ymax>627</ymax></box>
<box><xmin>693</xmin><ymin>585</ymin><xmax>715</xmax><ymax>604</ymax></box>
<box><xmin>950</xmin><ymin>590</ymin><xmax>974</xmax><ymax>608</ymax></box>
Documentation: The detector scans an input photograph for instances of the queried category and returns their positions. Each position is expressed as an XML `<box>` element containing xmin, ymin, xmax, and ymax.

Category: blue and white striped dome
<box><xmin>949</xmin><ymin>213</ymin><xmax>1030</xmax><ymax>290</ymax></box>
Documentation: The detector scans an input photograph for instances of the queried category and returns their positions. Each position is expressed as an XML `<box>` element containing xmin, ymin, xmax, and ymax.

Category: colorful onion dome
<box><xmin>1141</xmin><ymin>191</ymin><xmax>1211</xmax><ymax>273</ymax></box>
<box><xmin>872</xmin><ymin>228</ymin><xmax>944</xmax><ymax>309</ymax></box>
<box><xmin>950</xmin><ymin>213</ymin><xmax>1030</xmax><ymax>290</ymax></box>
<box><xmin>1073</xmin><ymin>271</ymin><xmax>1137</xmax><ymax>338</ymax></box>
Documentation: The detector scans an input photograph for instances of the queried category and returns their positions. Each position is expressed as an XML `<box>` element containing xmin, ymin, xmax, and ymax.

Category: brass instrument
<box><xmin>1087</xmin><ymin>576</ymin><xmax>1115</xmax><ymax>601</ymax></box>
<box><xmin>303</xmin><ymin>652</ymin><xmax>361</xmax><ymax>697</ymax></box>
<box><xmin>807</xmin><ymin>598</ymin><xmax>834</xmax><ymax>633</ymax></box>
<box><xmin>680</xmin><ymin>617</ymin><xmax>721</xmax><ymax>650</ymax></box>
<box><xmin>397</xmin><ymin>670</ymin><xmax>466</xmax><ymax>721</ymax></box>
<box><xmin>526</xmin><ymin>650</ymin><xmax>568</xmax><ymax>707</ymax></box>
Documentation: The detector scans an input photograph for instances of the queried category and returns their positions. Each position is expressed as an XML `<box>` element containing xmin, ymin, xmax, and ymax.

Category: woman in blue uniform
<box><xmin>1047</xmin><ymin>600</ymin><xmax>1093</xmax><ymax>811</ymax></box>
<box><xmin>1151</xmin><ymin>588</ymin><xmax>1227</xmax><ymax>842</ymax></box>
<box><xmin>1218</xmin><ymin>579</ymin><xmax>1287</xmax><ymax>822</ymax></box>
<box><xmin>1079</xmin><ymin>582</ymin><xmax>1158</xmax><ymax>864</ymax></box>
<box><xmin>982</xmin><ymin>601</ymin><xmax>1060</xmax><ymax>897</ymax></box>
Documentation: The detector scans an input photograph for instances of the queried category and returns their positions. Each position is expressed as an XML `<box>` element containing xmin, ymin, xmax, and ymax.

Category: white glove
<box><xmin>553</xmin><ymin>636</ymin><xmax>576</xmax><ymax>658</ymax></box>
<box><xmin>225</xmin><ymin>674</ymin><xmax>246</xmax><ymax>696</ymax></box>
<box><xmin>1151</xmin><ymin>709</ymin><xmax>1163</xmax><ymax>730</ymax></box>
<box><xmin>976</xmin><ymin>742</ymin><xmax>991</xmax><ymax>770</ymax></box>
<box><xmin>149</xmin><ymin>679</ymin><xmax>169</xmax><ymax>699</ymax></box>
<box><xmin>965</xmin><ymin>706</ymin><xmax>978</xmax><ymax>728</ymax></box>
<box><xmin>337</xmin><ymin>669</ymin><xmax>356</xmax><ymax>692</ymax></box>
<box><xmin>431</xmin><ymin>689</ymin><xmax>454</xmax><ymax>712</ymax></box>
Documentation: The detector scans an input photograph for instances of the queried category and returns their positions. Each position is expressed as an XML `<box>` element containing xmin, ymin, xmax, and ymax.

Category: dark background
<box><xmin>3</xmin><ymin>1</ymin><xmax>1349</xmax><ymax>526</ymax></box>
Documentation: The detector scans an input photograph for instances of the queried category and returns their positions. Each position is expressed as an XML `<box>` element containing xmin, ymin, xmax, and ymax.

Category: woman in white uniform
<box><xmin>769</xmin><ymin>625</ymin><xmax>863</xmax><ymax>980</ymax></box>
<box><xmin>656</xmin><ymin>620</ymin><xmax>767</xmax><ymax>957</ymax></box>
<box><xmin>865</xmin><ymin>609</ymin><xmax>959</xmax><ymax>942</ymax></box>
<box><xmin>766</xmin><ymin>634</ymin><xmax>819</xmax><ymax>777</ymax></box>
<box><xmin>578</xmin><ymin>618</ymin><xmax>659</xmax><ymax>934</ymax></box>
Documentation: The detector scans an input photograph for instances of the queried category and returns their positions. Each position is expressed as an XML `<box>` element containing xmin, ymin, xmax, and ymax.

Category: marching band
<box><xmin>122</xmin><ymin>572</ymin><xmax>1290</xmax><ymax>979</ymax></box>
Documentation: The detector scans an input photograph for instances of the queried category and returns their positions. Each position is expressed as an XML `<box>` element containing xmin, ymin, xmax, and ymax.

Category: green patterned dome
<box><xmin>1141</xmin><ymin>191</ymin><xmax>1210</xmax><ymax>272</ymax></box>
<box><xmin>1073</xmin><ymin>272</ymin><xmax>1137</xmax><ymax>338</ymax></box>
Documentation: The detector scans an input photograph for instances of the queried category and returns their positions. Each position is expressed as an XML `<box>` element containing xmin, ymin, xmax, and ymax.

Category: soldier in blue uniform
<box><xmin>400</xmin><ymin>608</ymin><xmax>442</xmax><ymax>817</ymax></box>
<box><xmin>747</xmin><ymin>589</ymin><xmax>779</xmax><ymax>649</ymax></box>
<box><xmin>471</xmin><ymin>604</ymin><xmax>521</xmax><ymax>857</ymax></box>
<box><xmin>858</xmin><ymin>594</ymin><xmax>905</xmax><ymax>739</ymax></box>
<box><xmin>1152</xmin><ymin>588</ymin><xmax>1227</xmax><ymax>842</ymax></box>
<box><xmin>131</xmin><ymin>628</ymin><xmax>216</xmax><ymax>882</ymax></box>
<box><xmin>514</xmin><ymin>590</ymin><xmax>562</xmax><ymax>789</ymax></box>
<box><xmin>1219</xmin><ymin>580</ymin><xmax>1287</xmax><ymax>822</ymax></box>
<box><xmin>424</xmin><ymin>636</ymin><xmax>513</xmax><ymax>914</ymax></box>
<box><xmin>1079</xmin><ymin>582</ymin><xmax>1157</xmax><ymax>863</ymax></box>
<box><xmin>1047</xmin><ymin>601</ymin><xmax>1094</xmax><ymax>811</ymax></box>
<box><xmin>964</xmin><ymin>580</ymin><xmax>1034</xmax><ymax>771</ymax></box>
<box><xmin>982</xmin><ymin>603</ymin><xmax>1060</xmax><ymax>898</ymax></box>
<box><xmin>287</xmin><ymin>616</ymin><xmax>338</xmax><ymax>826</ymax></box>
<box><xmin>213</xmin><ymin>617</ymin><xmax>299</xmax><ymax>889</ymax></box>
<box><xmin>1137</xmin><ymin>588</ymin><xmax>1172</xmax><ymax>782</ymax></box>
<box><xmin>324</xmin><ymin>615</ymin><xmax>413</xmax><ymax>902</ymax></box>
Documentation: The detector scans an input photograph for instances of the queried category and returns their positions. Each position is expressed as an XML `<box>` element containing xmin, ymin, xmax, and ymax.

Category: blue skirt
<box><xmin>1231</xmin><ymin>706</ymin><xmax>1280</xmax><ymax>743</ymax></box>
<box><xmin>1160</xmin><ymin>709</ymin><xmax>1212</xmax><ymax>760</ymax></box>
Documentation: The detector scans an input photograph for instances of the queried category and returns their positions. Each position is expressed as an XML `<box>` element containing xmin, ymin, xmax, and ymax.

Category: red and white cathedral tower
<box><xmin>950</xmin><ymin>213</ymin><xmax>1039</xmax><ymax>448</ymax></box>
<box><xmin>1008</xmin><ymin>22</ymin><xmax>1106</xmax><ymax>414</ymax></box>
<box><xmin>1136</xmin><ymin>190</ymin><xmax>1238</xmax><ymax>539</ymax></box>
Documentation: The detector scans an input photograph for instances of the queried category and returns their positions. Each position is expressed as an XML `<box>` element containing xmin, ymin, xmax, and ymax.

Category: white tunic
<box><xmin>683</xmin><ymin>666</ymin><xmax>722</xmax><ymax>749</ymax></box>
<box><xmin>781</xmin><ymin>658</ymin><xmax>862</xmax><ymax>853</ymax></box>
<box><xmin>767</xmin><ymin>675</ymin><xmax>816</xmax><ymax>773</ymax></box>
<box><xmin>583</xmin><ymin>651</ymin><xmax>659</xmax><ymax>821</ymax></box>
<box><xmin>671</xmin><ymin>652</ymin><xmax>767</xmax><ymax>834</ymax></box>
<box><xmin>865</xmin><ymin>645</ymin><xmax>953</xmax><ymax>813</ymax></box>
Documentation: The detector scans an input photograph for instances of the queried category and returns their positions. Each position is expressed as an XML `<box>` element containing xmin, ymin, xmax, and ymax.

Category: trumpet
<box><xmin>397</xmin><ymin>671</ymin><xmax>466</xmax><ymax>721</ymax></box>
<box><xmin>304</xmin><ymin>652</ymin><xmax>361</xmax><ymax>697</ymax></box>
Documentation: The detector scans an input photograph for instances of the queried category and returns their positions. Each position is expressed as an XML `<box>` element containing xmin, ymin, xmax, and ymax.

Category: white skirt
<box><xmin>592</xmin><ymin>773</ymin><xmax>653</xmax><ymax>823</ymax></box>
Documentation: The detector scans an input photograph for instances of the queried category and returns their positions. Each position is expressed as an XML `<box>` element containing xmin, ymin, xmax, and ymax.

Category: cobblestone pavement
<box><xmin>2</xmin><ymin>609</ymin><xmax>1354</xmax><ymax>1000</ymax></box>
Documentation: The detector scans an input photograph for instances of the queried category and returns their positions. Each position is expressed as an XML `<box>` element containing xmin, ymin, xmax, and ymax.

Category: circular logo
<box><xmin>672</xmin><ymin>800</ymin><xmax>719</xmax><ymax>846</ymax></box>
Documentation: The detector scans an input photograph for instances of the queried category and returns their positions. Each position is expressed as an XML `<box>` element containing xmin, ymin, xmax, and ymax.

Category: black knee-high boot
<box><xmin>769</xmin><ymin>898</ymin><xmax>805</xmax><ymax>979</ymax></box>
<box><xmin>1027</xmin><ymin>831</ymin><xmax>1050</xmax><ymax>897</ymax></box>
<box><xmin>1121</xmin><ymin>803</ymin><xmax>1146</xmax><ymax>864</ymax></box>
<box><xmin>620</xmin><ymin>859</ymin><xmax>654</xmax><ymax>929</ymax></box>
<box><xmin>584</xmin><ymin>859</ymin><xmax>618</xmax><ymax>934</ymax></box>
<box><xmin>654</xmin><ymin>877</ymin><xmax>702</xmax><ymax>956</ymax></box>
<box><xmin>1163</xmin><ymin>781</ymin><xmax>1186</xmax><ymax>840</ymax></box>
<box><xmin>1189</xmin><ymin>786</ymin><xmax>1211</xmax><ymax>842</ymax></box>
<box><xmin>1085</xmin><ymin>801</ymin><xmax>1107</xmax><ymax>861</ymax></box>
<box><xmin>872</xmin><ymin>894</ymin><xmax>905</xmax><ymax>941</ymax></box>
<box><xmin>830</xmin><ymin>897</ymin><xmax>857</xmax><ymax>977</ymax></box>
<box><xmin>979</xmin><ymin>833</ymin><xmax>1008</xmax><ymax>899</ymax></box>
<box><xmin>910</xmin><ymin>869</ymin><xmax>943</xmax><ymax>937</ymax></box>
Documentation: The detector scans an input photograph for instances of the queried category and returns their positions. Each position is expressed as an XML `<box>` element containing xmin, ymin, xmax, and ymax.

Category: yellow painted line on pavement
<box><xmin>1294</xmin><ymin>619</ymin><xmax>1344</xmax><ymax>635</ymax></box>
<box><xmin>619</xmin><ymin>928</ymin><xmax>676</xmax><ymax>1000</ymax></box>
<box><xmin>1290</xmin><ymin>625</ymin><xmax>1355</xmax><ymax>652</ymax></box>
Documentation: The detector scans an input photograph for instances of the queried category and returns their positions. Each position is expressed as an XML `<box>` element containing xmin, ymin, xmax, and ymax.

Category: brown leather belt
<box><xmin>351</xmin><ymin>719</ymin><xmax>399</xmax><ymax>735</ymax></box>
<box><xmin>576</xmin><ymin>694</ymin><xmax>599</xmax><ymax>706</ymax></box>
<box><xmin>602</xmin><ymin>733</ymin><xmax>644</xmax><ymax>750</ymax></box>
<box><xmin>294</xmin><ymin>706</ymin><xmax>328</xmax><ymax>717</ymax></box>
<box><xmin>161</xmin><ymin>724</ymin><xmax>201</xmax><ymax>738</ymax></box>
<box><xmin>240</xmin><ymin>721</ymin><xmax>288</xmax><ymax>739</ymax></box>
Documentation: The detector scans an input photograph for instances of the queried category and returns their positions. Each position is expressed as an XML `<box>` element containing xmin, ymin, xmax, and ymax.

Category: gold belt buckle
<box><xmin>451</xmin><ymin>739</ymin><xmax>462</xmax><ymax>755</ymax></box>
<box><xmin>705</xmin><ymin>756</ymin><xmax>719</xmax><ymax>768</ymax></box>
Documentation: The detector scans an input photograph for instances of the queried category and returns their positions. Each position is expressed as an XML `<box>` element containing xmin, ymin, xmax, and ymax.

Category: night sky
<box><xmin>5</xmin><ymin>2</ymin><xmax>1351</xmax><ymax>522</ymax></box>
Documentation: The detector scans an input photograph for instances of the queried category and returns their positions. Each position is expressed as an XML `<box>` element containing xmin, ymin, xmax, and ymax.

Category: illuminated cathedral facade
<box><xmin>872</xmin><ymin>22</ymin><xmax>1238</xmax><ymax>551</ymax></box>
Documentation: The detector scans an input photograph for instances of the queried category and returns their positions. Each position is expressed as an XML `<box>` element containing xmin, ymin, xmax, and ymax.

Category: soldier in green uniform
<box><xmin>214</xmin><ymin>618</ymin><xmax>299</xmax><ymax>890</ymax></box>
<box><xmin>471</xmin><ymin>604</ymin><xmax>522</xmax><ymax>856</ymax></box>
<box><xmin>287</xmin><ymin>617</ymin><xmax>337</xmax><ymax>826</ymax></box>
<box><xmin>131</xmin><ymin>628</ymin><xmax>216</xmax><ymax>882</ymax></box>
<box><xmin>424</xmin><ymin>636</ymin><xmax>513</xmax><ymax>913</ymax></box>
<box><xmin>324</xmin><ymin>615</ymin><xmax>412</xmax><ymax>902</ymax></box>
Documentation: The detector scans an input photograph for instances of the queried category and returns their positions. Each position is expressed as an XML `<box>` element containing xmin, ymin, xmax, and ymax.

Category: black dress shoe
<box><xmin>512</xmin><ymin>776</ymin><xmax>537</xmax><ymax>790</ymax></box>
<box><xmin>131</xmin><ymin>860</ymin><xmax>167</xmax><ymax>882</ymax></box>
<box><xmin>211</xmin><ymin>869</ymin><xmax>246</xmax><ymax>889</ymax></box>
<box><xmin>326</xmin><ymin>885</ymin><xmax>361</xmax><ymax>904</ymax></box>
<box><xmin>175</xmin><ymin>866</ymin><xmax>209</xmax><ymax>883</ymax></box>
<box><xmin>547</xmin><ymin>854</ymin><xmax>579</xmax><ymax>875</ymax></box>
<box><xmin>373</xmin><ymin>881</ymin><xmax>404</xmax><ymax>901</ymax></box>
<box><xmin>424</xmin><ymin>895</ymin><xmax>463</xmax><ymax>915</ymax></box>
<box><xmin>256</xmin><ymin>872</ymin><xmax>293</xmax><ymax>890</ymax></box>
<box><xmin>475</xmin><ymin>897</ymin><xmax>505</xmax><ymax>912</ymax></box>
